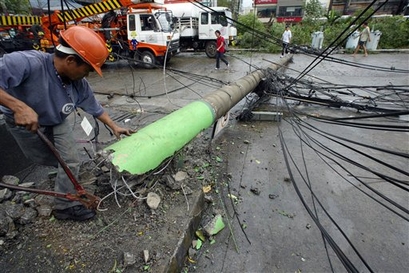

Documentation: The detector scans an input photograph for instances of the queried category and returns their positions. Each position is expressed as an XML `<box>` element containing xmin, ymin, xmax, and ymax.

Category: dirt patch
<box><xmin>0</xmin><ymin>129</ymin><xmax>228</xmax><ymax>273</ymax></box>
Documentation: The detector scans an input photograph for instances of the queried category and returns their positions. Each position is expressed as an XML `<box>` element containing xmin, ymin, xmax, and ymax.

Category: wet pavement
<box><xmin>191</xmin><ymin>108</ymin><xmax>408</xmax><ymax>273</ymax></box>
<box><xmin>1</xmin><ymin>51</ymin><xmax>408</xmax><ymax>272</ymax></box>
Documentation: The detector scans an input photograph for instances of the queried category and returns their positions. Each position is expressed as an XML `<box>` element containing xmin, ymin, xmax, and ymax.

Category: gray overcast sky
<box><xmin>243</xmin><ymin>0</ymin><xmax>252</xmax><ymax>8</ymax></box>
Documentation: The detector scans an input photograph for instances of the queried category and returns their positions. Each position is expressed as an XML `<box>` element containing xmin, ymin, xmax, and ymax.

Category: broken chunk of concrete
<box><xmin>165</xmin><ymin>175</ymin><xmax>180</xmax><ymax>190</ymax></box>
<box><xmin>192</xmin><ymin>239</ymin><xmax>198</xmax><ymax>249</ymax></box>
<box><xmin>4</xmin><ymin>202</ymin><xmax>25</xmax><ymax>220</ymax></box>
<box><xmin>123</xmin><ymin>252</ymin><xmax>136</xmax><ymax>266</ymax></box>
<box><xmin>18</xmin><ymin>207</ymin><xmax>38</xmax><ymax>225</ymax></box>
<box><xmin>204</xmin><ymin>214</ymin><xmax>225</xmax><ymax>236</ymax></box>
<box><xmin>1</xmin><ymin>175</ymin><xmax>19</xmax><ymax>185</ymax></box>
<box><xmin>146</xmin><ymin>192</ymin><xmax>161</xmax><ymax>209</ymax></box>
<box><xmin>143</xmin><ymin>250</ymin><xmax>149</xmax><ymax>263</ymax></box>
<box><xmin>188</xmin><ymin>248</ymin><xmax>197</xmax><ymax>258</ymax></box>
<box><xmin>36</xmin><ymin>204</ymin><xmax>52</xmax><ymax>217</ymax></box>
<box><xmin>0</xmin><ymin>188</ymin><xmax>12</xmax><ymax>202</ymax></box>
<box><xmin>173</xmin><ymin>171</ymin><xmax>188</xmax><ymax>182</ymax></box>
<box><xmin>0</xmin><ymin>211</ymin><xmax>13</xmax><ymax>236</ymax></box>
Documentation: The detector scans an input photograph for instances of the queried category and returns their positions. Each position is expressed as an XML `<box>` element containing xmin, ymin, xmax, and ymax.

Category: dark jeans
<box><xmin>5</xmin><ymin>118</ymin><xmax>81</xmax><ymax>210</ymax></box>
<box><xmin>282</xmin><ymin>42</ymin><xmax>289</xmax><ymax>55</ymax></box>
<box><xmin>216</xmin><ymin>51</ymin><xmax>228</xmax><ymax>68</ymax></box>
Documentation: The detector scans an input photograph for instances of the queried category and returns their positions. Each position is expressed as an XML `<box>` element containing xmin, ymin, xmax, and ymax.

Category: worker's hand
<box><xmin>14</xmin><ymin>106</ymin><xmax>39</xmax><ymax>133</ymax></box>
<box><xmin>97</xmin><ymin>112</ymin><xmax>136</xmax><ymax>140</ymax></box>
<box><xmin>112</xmin><ymin>126</ymin><xmax>136</xmax><ymax>140</ymax></box>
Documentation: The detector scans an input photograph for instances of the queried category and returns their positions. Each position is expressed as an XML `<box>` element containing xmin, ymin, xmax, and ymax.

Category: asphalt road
<box><xmin>187</xmin><ymin>52</ymin><xmax>408</xmax><ymax>273</ymax></box>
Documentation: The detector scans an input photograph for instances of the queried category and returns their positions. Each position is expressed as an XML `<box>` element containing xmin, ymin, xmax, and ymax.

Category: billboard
<box><xmin>276</xmin><ymin>16</ymin><xmax>303</xmax><ymax>23</ymax></box>
<box><xmin>254</xmin><ymin>0</ymin><xmax>278</xmax><ymax>5</ymax></box>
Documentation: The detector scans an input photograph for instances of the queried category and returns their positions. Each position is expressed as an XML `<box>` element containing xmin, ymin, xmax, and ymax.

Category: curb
<box><xmin>164</xmin><ymin>190</ymin><xmax>205</xmax><ymax>273</ymax></box>
<box><xmin>374</xmin><ymin>48</ymin><xmax>409</xmax><ymax>53</ymax></box>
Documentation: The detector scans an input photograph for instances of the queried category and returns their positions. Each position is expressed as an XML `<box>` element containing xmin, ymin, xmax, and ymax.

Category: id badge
<box><xmin>80</xmin><ymin>116</ymin><xmax>93</xmax><ymax>136</ymax></box>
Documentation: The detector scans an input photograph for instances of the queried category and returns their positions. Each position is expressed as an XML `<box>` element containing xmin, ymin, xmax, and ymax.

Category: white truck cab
<box><xmin>126</xmin><ymin>5</ymin><xmax>180</xmax><ymax>67</ymax></box>
<box><xmin>164</xmin><ymin>2</ymin><xmax>237</xmax><ymax>57</ymax></box>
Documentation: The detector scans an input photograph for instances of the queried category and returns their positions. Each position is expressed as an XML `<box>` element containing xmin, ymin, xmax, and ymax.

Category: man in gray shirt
<box><xmin>0</xmin><ymin>26</ymin><xmax>134</xmax><ymax>221</ymax></box>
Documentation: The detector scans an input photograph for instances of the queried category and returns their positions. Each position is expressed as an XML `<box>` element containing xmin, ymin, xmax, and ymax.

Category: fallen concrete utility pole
<box><xmin>104</xmin><ymin>56</ymin><xmax>292</xmax><ymax>175</ymax></box>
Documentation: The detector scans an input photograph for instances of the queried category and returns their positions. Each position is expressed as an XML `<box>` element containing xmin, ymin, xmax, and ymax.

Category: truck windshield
<box><xmin>156</xmin><ymin>12</ymin><xmax>173</xmax><ymax>32</ymax></box>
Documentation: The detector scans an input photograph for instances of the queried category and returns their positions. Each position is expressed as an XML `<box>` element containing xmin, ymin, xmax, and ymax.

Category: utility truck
<box><xmin>163</xmin><ymin>0</ymin><xmax>237</xmax><ymax>58</ymax></box>
<box><xmin>0</xmin><ymin>0</ymin><xmax>180</xmax><ymax>68</ymax></box>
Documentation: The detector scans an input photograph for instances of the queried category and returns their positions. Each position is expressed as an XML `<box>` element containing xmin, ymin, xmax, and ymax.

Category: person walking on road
<box><xmin>0</xmin><ymin>26</ymin><xmax>134</xmax><ymax>221</ymax></box>
<box><xmin>281</xmin><ymin>25</ymin><xmax>292</xmax><ymax>58</ymax></box>
<box><xmin>215</xmin><ymin>30</ymin><xmax>229</xmax><ymax>70</ymax></box>
<box><xmin>353</xmin><ymin>22</ymin><xmax>371</xmax><ymax>57</ymax></box>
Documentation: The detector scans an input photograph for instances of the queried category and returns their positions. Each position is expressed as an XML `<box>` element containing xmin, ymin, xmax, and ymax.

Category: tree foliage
<box><xmin>372</xmin><ymin>16</ymin><xmax>409</xmax><ymax>49</ymax></box>
<box><xmin>234</xmin><ymin>13</ymin><xmax>409</xmax><ymax>52</ymax></box>
<box><xmin>303</xmin><ymin>0</ymin><xmax>324</xmax><ymax>20</ymax></box>
<box><xmin>237</xmin><ymin>12</ymin><xmax>266</xmax><ymax>35</ymax></box>
<box><xmin>325</xmin><ymin>9</ymin><xmax>342</xmax><ymax>25</ymax></box>
<box><xmin>236</xmin><ymin>12</ymin><xmax>270</xmax><ymax>49</ymax></box>
<box><xmin>218</xmin><ymin>0</ymin><xmax>230</xmax><ymax>7</ymax></box>
<box><xmin>1</xmin><ymin>0</ymin><xmax>31</xmax><ymax>14</ymax></box>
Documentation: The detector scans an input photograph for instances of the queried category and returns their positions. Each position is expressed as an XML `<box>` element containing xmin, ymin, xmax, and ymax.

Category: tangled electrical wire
<box><xmin>230</xmin><ymin>58</ymin><xmax>408</xmax><ymax>271</ymax></box>
<box><xmin>239</xmin><ymin>68</ymin><xmax>409</xmax><ymax>116</ymax></box>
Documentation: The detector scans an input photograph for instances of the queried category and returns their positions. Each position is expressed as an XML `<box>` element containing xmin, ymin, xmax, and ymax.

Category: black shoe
<box><xmin>53</xmin><ymin>205</ymin><xmax>96</xmax><ymax>221</ymax></box>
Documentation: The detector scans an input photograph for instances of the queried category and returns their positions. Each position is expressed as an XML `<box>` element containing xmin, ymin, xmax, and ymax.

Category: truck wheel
<box><xmin>205</xmin><ymin>41</ymin><xmax>217</xmax><ymax>58</ymax></box>
<box><xmin>140</xmin><ymin>51</ymin><xmax>156</xmax><ymax>69</ymax></box>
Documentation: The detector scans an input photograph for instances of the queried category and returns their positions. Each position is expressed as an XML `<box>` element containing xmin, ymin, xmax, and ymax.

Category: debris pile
<box><xmin>0</xmin><ymin>175</ymin><xmax>49</xmax><ymax>241</ymax></box>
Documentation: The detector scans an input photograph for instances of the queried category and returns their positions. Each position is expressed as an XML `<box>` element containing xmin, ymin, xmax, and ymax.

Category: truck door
<box><xmin>128</xmin><ymin>14</ymin><xmax>163</xmax><ymax>46</ymax></box>
<box><xmin>128</xmin><ymin>13</ymin><xmax>159</xmax><ymax>68</ymax></box>
<box><xmin>127</xmin><ymin>13</ymin><xmax>171</xmax><ymax>68</ymax></box>
<box><xmin>127</xmin><ymin>13</ymin><xmax>141</xmax><ymax>50</ymax></box>
<box><xmin>198</xmin><ymin>12</ymin><xmax>211</xmax><ymax>39</ymax></box>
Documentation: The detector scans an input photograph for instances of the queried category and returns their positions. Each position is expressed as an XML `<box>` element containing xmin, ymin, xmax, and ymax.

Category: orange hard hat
<box><xmin>60</xmin><ymin>26</ymin><xmax>108</xmax><ymax>76</ymax></box>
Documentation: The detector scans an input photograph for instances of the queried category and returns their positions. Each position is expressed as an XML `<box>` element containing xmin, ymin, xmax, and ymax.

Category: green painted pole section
<box><xmin>105</xmin><ymin>100</ymin><xmax>215</xmax><ymax>174</ymax></box>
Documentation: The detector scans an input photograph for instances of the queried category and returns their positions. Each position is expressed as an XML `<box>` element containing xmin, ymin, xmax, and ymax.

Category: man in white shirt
<box><xmin>353</xmin><ymin>22</ymin><xmax>371</xmax><ymax>57</ymax></box>
<box><xmin>281</xmin><ymin>25</ymin><xmax>292</xmax><ymax>58</ymax></box>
